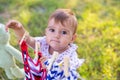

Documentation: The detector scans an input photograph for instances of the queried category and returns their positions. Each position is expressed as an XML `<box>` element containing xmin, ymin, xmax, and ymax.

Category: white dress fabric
<box><xmin>35</xmin><ymin>36</ymin><xmax>84</xmax><ymax>80</ymax></box>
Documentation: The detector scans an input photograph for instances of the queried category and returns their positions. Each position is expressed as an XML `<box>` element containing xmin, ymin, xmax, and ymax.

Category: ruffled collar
<box><xmin>38</xmin><ymin>36</ymin><xmax>78</xmax><ymax>62</ymax></box>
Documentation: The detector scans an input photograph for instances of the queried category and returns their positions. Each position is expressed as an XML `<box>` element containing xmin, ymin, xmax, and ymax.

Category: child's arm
<box><xmin>6</xmin><ymin>20</ymin><xmax>35</xmax><ymax>49</ymax></box>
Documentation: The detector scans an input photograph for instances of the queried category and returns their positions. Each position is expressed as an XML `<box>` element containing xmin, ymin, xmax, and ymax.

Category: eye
<box><xmin>61</xmin><ymin>31</ymin><xmax>67</xmax><ymax>35</ymax></box>
<box><xmin>49</xmin><ymin>28</ymin><xmax>55</xmax><ymax>32</ymax></box>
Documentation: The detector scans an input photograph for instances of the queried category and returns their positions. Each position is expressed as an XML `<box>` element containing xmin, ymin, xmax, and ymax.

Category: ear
<box><xmin>71</xmin><ymin>33</ymin><xmax>77</xmax><ymax>43</ymax></box>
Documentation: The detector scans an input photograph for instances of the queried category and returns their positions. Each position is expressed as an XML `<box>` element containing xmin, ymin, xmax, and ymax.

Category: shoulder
<box><xmin>34</xmin><ymin>36</ymin><xmax>47</xmax><ymax>45</ymax></box>
<box><xmin>64</xmin><ymin>43</ymin><xmax>78</xmax><ymax>57</ymax></box>
<box><xmin>34</xmin><ymin>36</ymin><xmax>49</xmax><ymax>47</ymax></box>
<box><xmin>34</xmin><ymin>36</ymin><xmax>49</xmax><ymax>55</ymax></box>
<box><xmin>35</xmin><ymin>36</ymin><xmax>46</xmax><ymax>42</ymax></box>
<box><xmin>67</xmin><ymin>43</ymin><xmax>85</xmax><ymax>69</ymax></box>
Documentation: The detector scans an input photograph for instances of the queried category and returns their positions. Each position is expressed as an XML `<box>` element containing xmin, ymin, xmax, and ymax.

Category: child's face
<box><xmin>45</xmin><ymin>18</ymin><xmax>76</xmax><ymax>53</ymax></box>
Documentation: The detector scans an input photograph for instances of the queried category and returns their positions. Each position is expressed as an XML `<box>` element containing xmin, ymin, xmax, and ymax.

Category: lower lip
<box><xmin>51</xmin><ymin>40</ymin><xmax>59</xmax><ymax>43</ymax></box>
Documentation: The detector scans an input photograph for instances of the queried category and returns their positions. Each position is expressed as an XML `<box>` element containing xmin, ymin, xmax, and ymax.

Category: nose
<box><xmin>54</xmin><ymin>31</ymin><xmax>60</xmax><ymax>38</ymax></box>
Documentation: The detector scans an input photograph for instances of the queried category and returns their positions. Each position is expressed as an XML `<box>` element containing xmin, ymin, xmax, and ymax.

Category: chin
<box><xmin>52</xmin><ymin>46</ymin><xmax>60</xmax><ymax>51</ymax></box>
<box><xmin>52</xmin><ymin>47</ymin><xmax>59</xmax><ymax>50</ymax></box>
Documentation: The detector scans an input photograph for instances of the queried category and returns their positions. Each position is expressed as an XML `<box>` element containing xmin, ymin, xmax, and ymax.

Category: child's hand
<box><xmin>39</xmin><ymin>56</ymin><xmax>47</xmax><ymax>69</ymax></box>
<box><xmin>5</xmin><ymin>20</ymin><xmax>26</xmax><ymax>40</ymax></box>
<box><xmin>5</xmin><ymin>20</ymin><xmax>23</xmax><ymax>31</ymax></box>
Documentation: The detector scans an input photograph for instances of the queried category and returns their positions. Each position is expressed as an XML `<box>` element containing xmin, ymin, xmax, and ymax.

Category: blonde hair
<box><xmin>48</xmin><ymin>9</ymin><xmax>78</xmax><ymax>34</ymax></box>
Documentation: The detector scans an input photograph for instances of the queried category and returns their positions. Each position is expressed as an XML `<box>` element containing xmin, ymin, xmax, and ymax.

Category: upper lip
<box><xmin>51</xmin><ymin>39</ymin><xmax>60</xmax><ymax>43</ymax></box>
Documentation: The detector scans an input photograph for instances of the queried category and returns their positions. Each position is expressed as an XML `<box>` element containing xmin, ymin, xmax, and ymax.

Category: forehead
<box><xmin>48</xmin><ymin>18</ymin><xmax>72</xmax><ymax>29</ymax></box>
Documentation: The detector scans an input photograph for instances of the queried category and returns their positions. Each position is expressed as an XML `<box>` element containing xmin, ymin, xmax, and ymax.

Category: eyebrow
<box><xmin>47</xmin><ymin>26</ymin><xmax>70</xmax><ymax>33</ymax></box>
<box><xmin>47</xmin><ymin>26</ymin><xmax>55</xmax><ymax>28</ymax></box>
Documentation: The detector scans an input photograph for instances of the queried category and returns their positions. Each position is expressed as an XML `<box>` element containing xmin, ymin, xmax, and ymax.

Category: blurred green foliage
<box><xmin>0</xmin><ymin>0</ymin><xmax>120</xmax><ymax>80</ymax></box>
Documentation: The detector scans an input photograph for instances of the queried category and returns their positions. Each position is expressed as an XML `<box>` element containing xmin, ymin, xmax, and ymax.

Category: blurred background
<box><xmin>0</xmin><ymin>0</ymin><xmax>120</xmax><ymax>80</ymax></box>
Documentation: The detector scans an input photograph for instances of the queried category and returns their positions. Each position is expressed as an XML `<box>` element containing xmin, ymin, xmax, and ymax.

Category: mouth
<box><xmin>51</xmin><ymin>40</ymin><xmax>60</xmax><ymax>43</ymax></box>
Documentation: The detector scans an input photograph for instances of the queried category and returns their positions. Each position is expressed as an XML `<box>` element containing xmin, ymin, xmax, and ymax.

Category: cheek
<box><xmin>45</xmin><ymin>30</ymin><xmax>48</xmax><ymax>36</ymax></box>
<box><xmin>46</xmin><ymin>31</ymin><xmax>51</xmax><ymax>38</ymax></box>
<box><xmin>61</xmin><ymin>37</ymin><xmax>72</xmax><ymax>44</ymax></box>
<box><xmin>46</xmin><ymin>35</ymin><xmax>51</xmax><ymax>43</ymax></box>
<box><xmin>66</xmin><ymin>36</ymin><xmax>72</xmax><ymax>41</ymax></box>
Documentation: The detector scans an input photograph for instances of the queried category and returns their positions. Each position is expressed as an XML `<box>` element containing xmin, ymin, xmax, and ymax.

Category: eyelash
<box><xmin>49</xmin><ymin>29</ymin><xmax>55</xmax><ymax>32</ymax></box>
<box><xmin>61</xmin><ymin>31</ymin><xmax>67</xmax><ymax>34</ymax></box>
<box><xmin>48</xmin><ymin>28</ymin><xmax>67</xmax><ymax>35</ymax></box>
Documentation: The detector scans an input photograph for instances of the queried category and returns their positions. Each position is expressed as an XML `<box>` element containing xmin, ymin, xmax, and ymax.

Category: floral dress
<box><xmin>35</xmin><ymin>36</ymin><xmax>84</xmax><ymax>80</ymax></box>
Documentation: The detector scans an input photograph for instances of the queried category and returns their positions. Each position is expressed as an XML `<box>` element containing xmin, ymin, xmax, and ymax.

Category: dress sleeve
<box><xmin>34</xmin><ymin>36</ymin><xmax>45</xmax><ymax>42</ymax></box>
<box><xmin>70</xmin><ymin>52</ymin><xmax>85</xmax><ymax>69</ymax></box>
